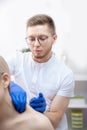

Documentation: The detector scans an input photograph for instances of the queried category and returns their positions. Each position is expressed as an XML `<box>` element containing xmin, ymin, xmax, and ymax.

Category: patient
<box><xmin>0</xmin><ymin>55</ymin><xmax>54</xmax><ymax>130</ymax></box>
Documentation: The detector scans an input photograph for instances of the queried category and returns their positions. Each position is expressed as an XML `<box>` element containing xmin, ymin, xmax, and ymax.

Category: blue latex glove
<box><xmin>30</xmin><ymin>93</ymin><xmax>46</xmax><ymax>113</ymax></box>
<box><xmin>10</xmin><ymin>81</ymin><xmax>27</xmax><ymax>113</ymax></box>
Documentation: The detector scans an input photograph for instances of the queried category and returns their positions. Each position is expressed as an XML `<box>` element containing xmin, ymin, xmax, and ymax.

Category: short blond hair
<box><xmin>26</xmin><ymin>14</ymin><xmax>56</xmax><ymax>35</ymax></box>
<box><xmin>0</xmin><ymin>56</ymin><xmax>10</xmax><ymax>77</ymax></box>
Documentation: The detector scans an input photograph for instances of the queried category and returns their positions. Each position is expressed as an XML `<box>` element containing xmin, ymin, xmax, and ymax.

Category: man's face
<box><xmin>26</xmin><ymin>24</ymin><xmax>57</xmax><ymax>62</ymax></box>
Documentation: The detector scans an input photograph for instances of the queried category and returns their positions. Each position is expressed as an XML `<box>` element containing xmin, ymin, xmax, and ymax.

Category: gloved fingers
<box><xmin>38</xmin><ymin>93</ymin><xmax>43</xmax><ymax>98</ymax></box>
<box><xmin>35</xmin><ymin>102</ymin><xmax>46</xmax><ymax>107</ymax></box>
<box><xmin>38</xmin><ymin>93</ymin><xmax>46</xmax><ymax>101</ymax></box>
<box><xmin>30</xmin><ymin>97</ymin><xmax>45</xmax><ymax>104</ymax></box>
<box><xmin>38</xmin><ymin>93</ymin><xmax>45</xmax><ymax>100</ymax></box>
<box><xmin>30</xmin><ymin>103</ymin><xmax>38</xmax><ymax>108</ymax></box>
<box><xmin>30</xmin><ymin>99</ymin><xmax>41</xmax><ymax>104</ymax></box>
<box><xmin>10</xmin><ymin>93</ymin><xmax>19</xmax><ymax>106</ymax></box>
<box><xmin>19</xmin><ymin>98</ymin><xmax>26</xmax><ymax>113</ymax></box>
<box><xmin>30</xmin><ymin>97</ymin><xmax>37</xmax><ymax>103</ymax></box>
<box><xmin>30</xmin><ymin>103</ymin><xmax>46</xmax><ymax>113</ymax></box>
<box><xmin>15</xmin><ymin>94</ymin><xmax>26</xmax><ymax>113</ymax></box>
<box><xmin>10</xmin><ymin>92</ymin><xmax>27</xmax><ymax>113</ymax></box>
<box><xmin>10</xmin><ymin>92</ymin><xmax>26</xmax><ymax>103</ymax></box>
<box><xmin>30</xmin><ymin>101</ymin><xmax>43</xmax><ymax>108</ymax></box>
<box><xmin>19</xmin><ymin>93</ymin><xmax>27</xmax><ymax>106</ymax></box>
<box><xmin>18</xmin><ymin>92</ymin><xmax>27</xmax><ymax>102</ymax></box>
<box><xmin>30</xmin><ymin>102</ymin><xmax>46</xmax><ymax>108</ymax></box>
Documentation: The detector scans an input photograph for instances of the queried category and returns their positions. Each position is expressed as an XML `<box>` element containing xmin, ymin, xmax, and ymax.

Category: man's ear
<box><xmin>1</xmin><ymin>73</ymin><xmax>10</xmax><ymax>89</ymax></box>
<box><xmin>52</xmin><ymin>34</ymin><xmax>57</xmax><ymax>44</ymax></box>
<box><xmin>53</xmin><ymin>34</ymin><xmax>57</xmax><ymax>41</ymax></box>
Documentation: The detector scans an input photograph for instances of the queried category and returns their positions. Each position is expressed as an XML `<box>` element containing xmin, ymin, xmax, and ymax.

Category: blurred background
<box><xmin>0</xmin><ymin>0</ymin><xmax>87</xmax><ymax>80</ymax></box>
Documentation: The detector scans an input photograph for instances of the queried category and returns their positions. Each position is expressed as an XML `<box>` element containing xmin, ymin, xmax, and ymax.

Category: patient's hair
<box><xmin>0</xmin><ymin>56</ymin><xmax>10</xmax><ymax>77</ymax></box>
<box><xmin>26</xmin><ymin>14</ymin><xmax>56</xmax><ymax>35</ymax></box>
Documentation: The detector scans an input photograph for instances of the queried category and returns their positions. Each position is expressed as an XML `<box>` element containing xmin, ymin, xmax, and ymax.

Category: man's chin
<box><xmin>33</xmin><ymin>54</ymin><xmax>44</xmax><ymax>59</ymax></box>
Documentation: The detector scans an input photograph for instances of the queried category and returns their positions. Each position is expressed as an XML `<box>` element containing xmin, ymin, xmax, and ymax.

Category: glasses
<box><xmin>25</xmin><ymin>35</ymin><xmax>52</xmax><ymax>46</ymax></box>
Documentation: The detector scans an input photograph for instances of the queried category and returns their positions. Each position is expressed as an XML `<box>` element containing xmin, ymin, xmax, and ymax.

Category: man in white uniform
<box><xmin>7</xmin><ymin>14</ymin><xmax>75</xmax><ymax>130</ymax></box>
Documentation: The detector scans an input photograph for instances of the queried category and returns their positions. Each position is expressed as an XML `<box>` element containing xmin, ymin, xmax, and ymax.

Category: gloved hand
<box><xmin>30</xmin><ymin>93</ymin><xmax>46</xmax><ymax>113</ymax></box>
<box><xmin>10</xmin><ymin>81</ymin><xmax>27</xmax><ymax>113</ymax></box>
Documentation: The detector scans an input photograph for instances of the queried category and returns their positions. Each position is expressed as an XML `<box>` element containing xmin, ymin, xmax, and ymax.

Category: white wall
<box><xmin>0</xmin><ymin>0</ymin><xmax>87</xmax><ymax>78</ymax></box>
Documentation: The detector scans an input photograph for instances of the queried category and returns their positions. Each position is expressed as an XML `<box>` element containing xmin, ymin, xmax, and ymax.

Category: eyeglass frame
<box><xmin>25</xmin><ymin>35</ymin><xmax>54</xmax><ymax>46</ymax></box>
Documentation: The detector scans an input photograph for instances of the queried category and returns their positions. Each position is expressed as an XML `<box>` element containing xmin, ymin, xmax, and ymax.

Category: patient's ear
<box><xmin>1</xmin><ymin>73</ymin><xmax>10</xmax><ymax>88</ymax></box>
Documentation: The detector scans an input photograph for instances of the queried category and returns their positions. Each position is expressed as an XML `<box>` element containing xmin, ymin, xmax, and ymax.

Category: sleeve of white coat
<box><xmin>57</xmin><ymin>69</ymin><xmax>75</xmax><ymax>97</ymax></box>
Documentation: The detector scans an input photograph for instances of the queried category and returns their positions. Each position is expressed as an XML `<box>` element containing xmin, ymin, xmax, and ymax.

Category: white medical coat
<box><xmin>6</xmin><ymin>51</ymin><xmax>74</xmax><ymax>130</ymax></box>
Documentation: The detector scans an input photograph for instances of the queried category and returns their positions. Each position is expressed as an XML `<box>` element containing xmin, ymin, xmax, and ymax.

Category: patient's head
<box><xmin>0</xmin><ymin>56</ymin><xmax>10</xmax><ymax>91</ymax></box>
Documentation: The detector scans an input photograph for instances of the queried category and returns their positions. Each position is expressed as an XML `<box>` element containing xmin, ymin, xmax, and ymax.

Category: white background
<box><xmin>0</xmin><ymin>0</ymin><xmax>87</xmax><ymax>78</ymax></box>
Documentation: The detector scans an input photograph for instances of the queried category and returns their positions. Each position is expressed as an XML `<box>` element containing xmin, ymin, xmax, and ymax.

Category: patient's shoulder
<box><xmin>35</xmin><ymin>114</ymin><xmax>54</xmax><ymax>130</ymax></box>
<box><xmin>26</xmin><ymin>106</ymin><xmax>54</xmax><ymax>130</ymax></box>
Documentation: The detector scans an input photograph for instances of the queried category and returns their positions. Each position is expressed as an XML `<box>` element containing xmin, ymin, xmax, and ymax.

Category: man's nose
<box><xmin>34</xmin><ymin>38</ymin><xmax>40</xmax><ymax>46</ymax></box>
